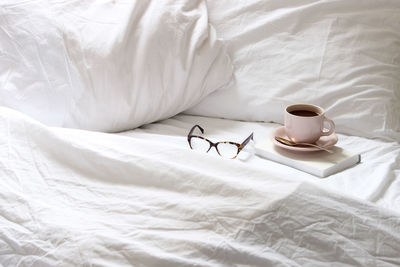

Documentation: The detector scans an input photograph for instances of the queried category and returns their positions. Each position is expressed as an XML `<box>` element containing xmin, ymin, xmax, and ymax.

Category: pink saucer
<box><xmin>271</xmin><ymin>126</ymin><xmax>338</xmax><ymax>152</ymax></box>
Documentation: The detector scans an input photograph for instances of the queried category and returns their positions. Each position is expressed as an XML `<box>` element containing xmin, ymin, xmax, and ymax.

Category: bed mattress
<box><xmin>125</xmin><ymin>114</ymin><xmax>400</xmax><ymax>211</ymax></box>
<box><xmin>1</xmin><ymin>107</ymin><xmax>399</xmax><ymax>266</ymax></box>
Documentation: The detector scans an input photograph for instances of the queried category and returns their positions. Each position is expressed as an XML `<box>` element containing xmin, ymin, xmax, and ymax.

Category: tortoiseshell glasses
<box><xmin>187</xmin><ymin>125</ymin><xmax>254</xmax><ymax>159</ymax></box>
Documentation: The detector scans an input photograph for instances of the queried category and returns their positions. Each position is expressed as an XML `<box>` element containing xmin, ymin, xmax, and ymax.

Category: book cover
<box><xmin>255</xmin><ymin>139</ymin><xmax>361</xmax><ymax>177</ymax></box>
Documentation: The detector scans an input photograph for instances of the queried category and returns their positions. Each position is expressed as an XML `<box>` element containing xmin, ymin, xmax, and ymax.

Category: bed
<box><xmin>1</xmin><ymin>0</ymin><xmax>400</xmax><ymax>266</ymax></box>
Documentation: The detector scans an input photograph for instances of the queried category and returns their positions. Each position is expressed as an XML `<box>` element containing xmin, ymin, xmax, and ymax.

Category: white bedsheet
<box><xmin>131</xmin><ymin>114</ymin><xmax>400</xmax><ymax>212</ymax></box>
<box><xmin>1</xmin><ymin>107</ymin><xmax>400</xmax><ymax>266</ymax></box>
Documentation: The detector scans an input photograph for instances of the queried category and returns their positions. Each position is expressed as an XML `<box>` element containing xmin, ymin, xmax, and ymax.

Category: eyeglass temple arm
<box><xmin>188</xmin><ymin>125</ymin><xmax>204</xmax><ymax>138</ymax></box>
<box><xmin>240</xmin><ymin>132</ymin><xmax>254</xmax><ymax>149</ymax></box>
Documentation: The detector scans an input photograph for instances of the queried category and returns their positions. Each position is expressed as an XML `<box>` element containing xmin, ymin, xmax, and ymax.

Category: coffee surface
<box><xmin>289</xmin><ymin>110</ymin><xmax>319</xmax><ymax>117</ymax></box>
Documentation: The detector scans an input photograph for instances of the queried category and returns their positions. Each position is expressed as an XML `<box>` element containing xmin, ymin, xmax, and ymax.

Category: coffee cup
<box><xmin>284</xmin><ymin>104</ymin><xmax>335</xmax><ymax>144</ymax></box>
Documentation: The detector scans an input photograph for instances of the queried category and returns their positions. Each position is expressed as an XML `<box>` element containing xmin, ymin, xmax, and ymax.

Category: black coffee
<box><xmin>289</xmin><ymin>110</ymin><xmax>319</xmax><ymax>117</ymax></box>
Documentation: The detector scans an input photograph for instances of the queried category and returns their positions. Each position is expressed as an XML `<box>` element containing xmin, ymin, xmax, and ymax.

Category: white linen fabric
<box><xmin>187</xmin><ymin>0</ymin><xmax>400</xmax><ymax>141</ymax></box>
<box><xmin>0</xmin><ymin>0</ymin><xmax>232</xmax><ymax>132</ymax></box>
<box><xmin>122</xmin><ymin>114</ymin><xmax>400</xmax><ymax>212</ymax></box>
<box><xmin>1</xmin><ymin>107</ymin><xmax>400</xmax><ymax>266</ymax></box>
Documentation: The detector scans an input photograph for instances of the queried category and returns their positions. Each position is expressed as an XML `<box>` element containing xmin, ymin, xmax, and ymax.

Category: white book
<box><xmin>255</xmin><ymin>139</ymin><xmax>361</xmax><ymax>178</ymax></box>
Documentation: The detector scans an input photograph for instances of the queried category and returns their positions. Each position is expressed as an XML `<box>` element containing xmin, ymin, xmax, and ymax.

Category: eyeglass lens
<box><xmin>189</xmin><ymin>137</ymin><xmax>239</xmax><ymax>159</ymax></box>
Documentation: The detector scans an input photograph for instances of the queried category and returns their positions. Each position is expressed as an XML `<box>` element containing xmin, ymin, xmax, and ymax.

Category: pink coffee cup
<box><xmin>284</xmin><ymin>104</ymin><xmax>335</xmax><ymax>144</ymax></box>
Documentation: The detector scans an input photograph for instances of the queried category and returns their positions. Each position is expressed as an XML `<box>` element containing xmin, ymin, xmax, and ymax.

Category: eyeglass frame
<box><xmin>187</xmin><ymin>124</ymin><xmax>254</xmax><ymax>159</ymax></box>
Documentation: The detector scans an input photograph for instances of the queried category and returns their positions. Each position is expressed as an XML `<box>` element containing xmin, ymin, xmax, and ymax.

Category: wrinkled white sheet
<box><xmin>1</xmin><ymin>107</ymin><xmax>400</xmax><ymax>266</ymax></box>
<box><xmin>139</xmin><ymin>115</ymin><xmax>400</xmax><ymax>212</ymax></box>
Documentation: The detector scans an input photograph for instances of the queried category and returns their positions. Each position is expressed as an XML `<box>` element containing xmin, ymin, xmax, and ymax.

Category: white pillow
<box><xmin>0</xmin><ymin>0</ymin><xmax>232</xmax><ymax>132</ymax></box>
<box><xmin>187</xmin><ymin>0</ymin><xmax>400</xmax><ymax>141</ymax></box>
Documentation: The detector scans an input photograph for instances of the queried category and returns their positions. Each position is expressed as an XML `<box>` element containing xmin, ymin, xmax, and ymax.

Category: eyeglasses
<box><xmin>187</xmin><ymin>125</ymin><xmax>254</xmax><ymax>159</ymax></box>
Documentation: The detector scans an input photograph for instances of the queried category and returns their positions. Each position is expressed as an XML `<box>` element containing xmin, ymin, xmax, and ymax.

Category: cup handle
<box><xmin>321</xmin><ymin>117</ymin><xmax>335</xmax><ymax>136</ymax></box>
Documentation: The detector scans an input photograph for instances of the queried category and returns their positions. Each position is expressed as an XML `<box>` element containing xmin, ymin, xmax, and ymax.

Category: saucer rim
<box><xmin>270</xmin><ymin>126</ymin><xmax>338</xmax><ymax>152</ymax></box>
